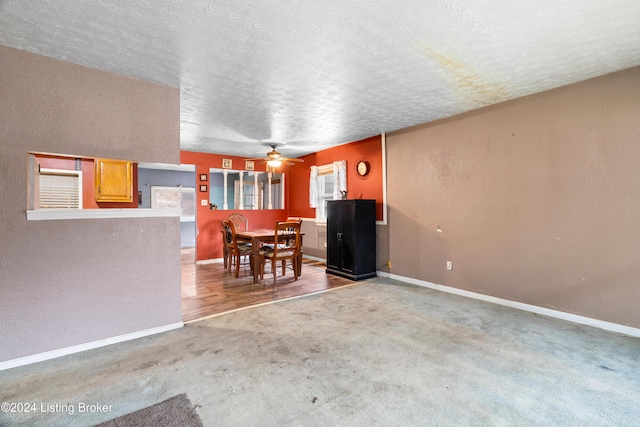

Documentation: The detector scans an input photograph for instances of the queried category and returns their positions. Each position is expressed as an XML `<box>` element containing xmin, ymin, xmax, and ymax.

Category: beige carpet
<box><xmin>1</xmin><ymin>278</ymin><xmax>640</xmax><ymax>426</ymax></box>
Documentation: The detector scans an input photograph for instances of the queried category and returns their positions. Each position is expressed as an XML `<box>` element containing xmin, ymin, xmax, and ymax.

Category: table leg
<box><xmin>252</xmin><ymin>236</ymin><xmax>260</xmax><ymax>284</ymax></box>
<box><xmin>297</xmin><ymin>235</ymin><xmax>303</xmax><ymax>276</ymax></box>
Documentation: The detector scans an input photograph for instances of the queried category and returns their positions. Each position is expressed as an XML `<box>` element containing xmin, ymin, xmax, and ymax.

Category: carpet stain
<box><xmin>137</xmin><ymin>361</ymin><xmax>159</xmax><ymax>370</ymax></box>
<box><xmin>168</xmin><ymin>357</ymin><xmax>183</xmax><ymax>365</ymax></box>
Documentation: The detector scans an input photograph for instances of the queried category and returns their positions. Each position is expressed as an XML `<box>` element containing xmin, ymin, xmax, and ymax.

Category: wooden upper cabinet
<box><xmin>95</xmin><ymin>158</ymin><xmax>133</xmax><ymax>202</ymax></box>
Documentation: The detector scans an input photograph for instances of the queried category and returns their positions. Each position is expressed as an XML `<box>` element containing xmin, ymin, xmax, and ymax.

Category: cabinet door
<box><xmin>326</xmin><ymin>201</ymin><xmax>342</xmax><ymax>271</ymax></box>
<box><xmin>95</xmin><ymin>158</ymin><xmax>133</xmax><ymax>202</ymax></box>
<box><xmin>340</xmin><ymin>202</ymin><xmax>356</xmax><ymax>274</ymax></box>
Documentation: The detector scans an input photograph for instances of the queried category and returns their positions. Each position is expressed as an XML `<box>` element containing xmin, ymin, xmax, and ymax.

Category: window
<box><xmin>151</xmin><ymin>186</ymin><xmax>195</xmax><ymax>221</ymax></box>
<box><xmin>310</xmin><ymin>161</ymin><xmax>347</xmax><ymax>221</ymax></box>
<box><xmin>234</xmin><ymin>181</ymin><xmax>263</xmax><ymax>210</ymax></box>
<box><xmin>315</xmin><ymin>165</ymin><xmax>335</xmax><ymax>221</ymax></box>
<box><xmin>39</xmin><ymin>168</ymin><xmax>82</xmax><ymax>209</ymax></box>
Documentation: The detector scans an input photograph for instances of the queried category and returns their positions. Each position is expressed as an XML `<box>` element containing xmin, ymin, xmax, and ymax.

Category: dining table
<box><xmin>235</xmin><ymin>228</ymin><xmax>305</xmax><ymax>284</ymax></box>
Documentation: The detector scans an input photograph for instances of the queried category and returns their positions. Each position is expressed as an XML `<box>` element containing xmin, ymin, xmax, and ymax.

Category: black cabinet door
<box><xmin>340</xmin><ymin>201</ymin><xmax>356</xmax><ymax>274</ymax></box>
<box><xmin>326</xmin><ymin>201</ymin><xmax>342</xmax><ymax>271</ymax></box>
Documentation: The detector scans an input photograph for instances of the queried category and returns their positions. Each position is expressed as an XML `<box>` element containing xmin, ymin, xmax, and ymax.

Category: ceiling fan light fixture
<box><xmin>267</xmin><ymin>159</ymin><xmax>282</xmax><ymax>167</ymax></box>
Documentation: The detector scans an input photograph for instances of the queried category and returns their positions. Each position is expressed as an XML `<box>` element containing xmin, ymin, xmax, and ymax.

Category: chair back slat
<box><xmin>272</xmin><ymin>220</ymin><xmax>301</xmax><ymax>257</ymax></box>
<box><xmin>227</xmin><ymin>213</ymin><xmax>248</xmax><ymax>231</ymax></box>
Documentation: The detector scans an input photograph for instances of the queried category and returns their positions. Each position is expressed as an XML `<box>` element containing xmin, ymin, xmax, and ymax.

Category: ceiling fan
<box><xmin>246</xmin><ymin>144</ymin><xmax>304</xmax><ymax>167</ymax></box>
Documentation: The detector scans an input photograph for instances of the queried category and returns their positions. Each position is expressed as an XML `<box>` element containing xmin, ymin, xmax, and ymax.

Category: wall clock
<box><xmin>355</xmin><ymin>158</ymin><xmax>372</xmax><ymax>179</ymax></box>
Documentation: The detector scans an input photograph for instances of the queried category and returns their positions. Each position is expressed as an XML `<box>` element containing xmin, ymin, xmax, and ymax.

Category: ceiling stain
<box><xmin>424</xmin><ymin>47</ymin><xmax>511</xmax><ymax>109</ymax></box>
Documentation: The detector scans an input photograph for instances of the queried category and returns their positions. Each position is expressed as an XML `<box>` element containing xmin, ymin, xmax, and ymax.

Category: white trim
<box><xmin>196</xmin><ymin>258</ymin><xmax>224</xmax><ymax>265</ymax></box>
<box><xmin>138</xmin><ymin>162</ymin><xmax>195</xmax><ymax>172</ymax></box>
<box><xmin>26</xmin><ymin>208</ymin><xmax>182</xmax><ymax>221</ymax></box>
<box><xmin>379</xmin><ymin>133</ymin><xmax>388</xmax><ymax>226</ymax></box>
<box><xmin>302</xmin><ymin>254</ymin><xmax>326</xmax><ymax>263</ymax></box>
<box><xmin>0</xmin><ymin>322</ymin><xmax>184</xmax><ymax>371</ymax></box>
<box><xmin>376</xmin><ymin>271</ymin><xmax>640</xmax><ymax>338</ymax></box>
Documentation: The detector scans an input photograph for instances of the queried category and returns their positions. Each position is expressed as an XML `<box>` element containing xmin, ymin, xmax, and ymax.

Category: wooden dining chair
<box><xmin>285</xmin><ymin>218</ymin><xmax>303</xmax><ymax>274</ymax></box>
<box><xmin>222</xmin><ymin>220</ymin><xmax>254</xmax><ymax>278</ymax></box>
<box><xmin>259</xmin><ymin>220</ymin><xmax>302</xmax><ymax>285</ymax></box>
<box><xmin>227</xmin><ymin>213</ymin><xmax>248</xmax><ymax>231</ymax></box>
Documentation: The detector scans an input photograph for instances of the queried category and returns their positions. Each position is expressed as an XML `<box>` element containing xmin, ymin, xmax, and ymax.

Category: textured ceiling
<box><xmin>1</xmin><ymin>1</ymin><xmax>640</xmax><ymax>159</ymax></box>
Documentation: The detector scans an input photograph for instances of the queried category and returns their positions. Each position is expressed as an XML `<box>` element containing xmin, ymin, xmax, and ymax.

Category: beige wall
<box><xmin>386</xmin><ymin>66</ymin><xmax>640</xmax><ymax>328</ymax></box>
<box><xmin>0</xmin><ymin>45</ymin><xmax>181</xmax><ymax>363</ymax></box>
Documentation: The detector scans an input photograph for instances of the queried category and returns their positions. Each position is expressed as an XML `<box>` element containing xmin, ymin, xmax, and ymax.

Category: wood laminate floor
<box><xmin>180</xmin><ymin>248</ymin><xmax>357</xmax><ymax>322</ymax></box>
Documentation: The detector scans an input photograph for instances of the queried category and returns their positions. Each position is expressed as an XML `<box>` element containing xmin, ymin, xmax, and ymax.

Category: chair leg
<box><xmin>234</xmin><ymin>254</ymin><xmax>240</xmax><ymax>278</ymax></box>
<box><xmin>222</xmin><ymin>246</ymin><xmax>227</xmax><ymax>269</ymax></box>
<box><xmin>272</xmin><ymin>258</ymin><xmax>277</xmax><ymax>286</ymax></box>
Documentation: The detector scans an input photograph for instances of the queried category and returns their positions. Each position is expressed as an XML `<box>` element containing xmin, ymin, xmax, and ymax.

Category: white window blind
<box><xmin>39</xmin><ymin>168</ymin><xmax>82</xmax><ymax>209</ymax></box>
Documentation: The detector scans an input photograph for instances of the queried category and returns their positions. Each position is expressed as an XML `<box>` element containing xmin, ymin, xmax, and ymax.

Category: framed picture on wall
<box><xmin>199</xmin><ymin>184</ymin><xmax>208</xmax><ymax>192</ymax></box>
<box><xmin>245</xmin><ymin>160</ymin><xmax>255</xmax><ymax>171</ymax></box>
<box><xmin>199</xmin><ymin>173</ymin><xmax>207</xmax><ymax>181</ymax></box>
<box><xmin>222</xmin><ymin>158</ymin><xmax>233</xmax><ymax>169</ymax></box>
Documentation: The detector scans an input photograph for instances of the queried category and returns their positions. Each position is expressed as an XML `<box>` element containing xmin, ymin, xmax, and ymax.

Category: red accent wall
<box><xmin>181</xmin><ymin>135</ymin><xmax>383</xmax><ymax>260</ymax></box>
<box><xmin>181</xmin><ymin>151</ymin><xmax>292</xmax><ymax>261</ymax></box>
<box><xmin>35</xmin><ymin>154</ymin><xmax>138</xmax><ymax>209</ymax></box>
<box><xmin>288</xmin><ymin>135</ymin><xmax>384</xmax><ymax>220</ymax></box>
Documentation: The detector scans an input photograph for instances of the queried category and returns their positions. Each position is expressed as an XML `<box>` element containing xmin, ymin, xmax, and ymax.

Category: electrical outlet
<box><xmin>200</xmin><ymin>199</ymin><xmax>208</xmax><ymax>206</ymax></box>
<box><xmin>446</xmin><ymin>261</ymin><xmax>452</xmax><ymax>270</ymax></box>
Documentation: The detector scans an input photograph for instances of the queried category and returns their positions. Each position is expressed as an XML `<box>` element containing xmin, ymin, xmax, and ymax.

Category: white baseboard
<box><xmin>196</xmin><ymin>258</ymin><xmax>224</xmax><ymax>265</ymax></box>
<box><xmin>377</xmin><ymin>271</ymin><xmax>640</xmax><ymax>338</ymax></box>
<box><xmin>302</xmin><ymin>254</ymin><xmax>326</xmax><ymax>263</ymax></box>
<box><xmin>0</xmin><ymin>322</ymin><xmax>184</xmax><ymax>371</ymax></box>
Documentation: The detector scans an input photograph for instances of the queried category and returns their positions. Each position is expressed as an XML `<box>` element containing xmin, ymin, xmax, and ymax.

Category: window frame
<box><xmin>315</xmin><ymin>164</ymin><xmax>335</xmax><ymax>222</ymax></box>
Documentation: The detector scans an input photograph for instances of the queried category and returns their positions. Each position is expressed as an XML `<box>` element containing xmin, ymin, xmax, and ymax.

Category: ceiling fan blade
<box><xmin>283</xmin><ymin>158</ymin><xmax>304</xmax><ymax>163</ymax></box>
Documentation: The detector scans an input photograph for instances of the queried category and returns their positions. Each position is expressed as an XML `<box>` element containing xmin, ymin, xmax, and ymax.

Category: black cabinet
<box><xmin>326</xmin><ymin>199</ymin><xmax>377</xmax><ymax>280</ymax></box>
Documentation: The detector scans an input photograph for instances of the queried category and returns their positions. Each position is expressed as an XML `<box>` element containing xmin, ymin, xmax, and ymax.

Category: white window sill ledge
<box><xmin>26</xmin><ymin>208</ymin><xmax>182</xmax><ymax>221</ymax></box>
